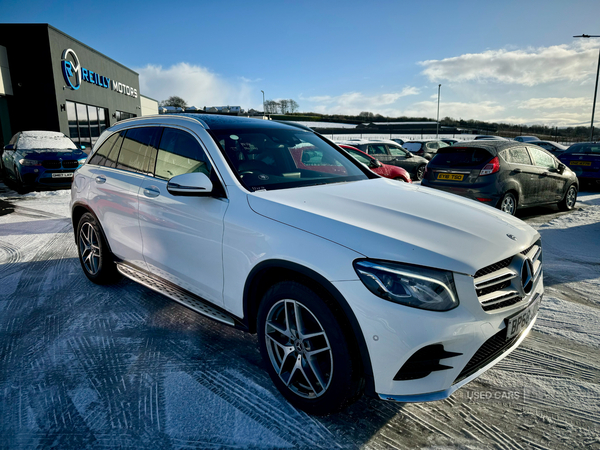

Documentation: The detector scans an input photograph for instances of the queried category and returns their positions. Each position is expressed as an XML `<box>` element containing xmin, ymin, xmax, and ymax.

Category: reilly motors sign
<box><xmin>61</xmin><ymin>48</ymin><xmax>138</xmax><ymax>98</ymax></box>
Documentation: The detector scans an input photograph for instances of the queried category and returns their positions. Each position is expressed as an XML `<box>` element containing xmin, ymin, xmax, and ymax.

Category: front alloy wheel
<box><xmin>558</xmin><ymin>184</ymin><xmax>577</xmax><ymax>211</ymax></box>
<box><xmin>257</xmin><ymin>281</ymin><xmax>364</xmax><ymax>415</ymax></box>
<box><xmin>265</xmin><ymin>299</ymin><xmax>333</xmax><ymax>399</ymax></box>
<box><xmin>415</xmin><ymin>164</ymin><xmax>426</xmax><ymax>181</ymax></box>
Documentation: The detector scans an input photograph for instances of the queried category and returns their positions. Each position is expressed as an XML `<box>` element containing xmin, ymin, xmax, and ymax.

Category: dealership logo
<box><xmin>60</xmin><ymin>48</ymin><xmax>138</xmax><ymax>98</ymax></box>
<box><xmin>62</xmin><ymin>49</ymin><xmax>81</xmax><ymax>90</ymax></box>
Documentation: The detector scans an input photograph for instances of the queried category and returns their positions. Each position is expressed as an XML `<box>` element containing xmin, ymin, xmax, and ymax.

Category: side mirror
<box><xmin>3</xmin><ymin>144</ymin><xmax>14</xmax><ymax>150</ymax></box>
<box><xmin>405</xmin><ymin>152</ymin><xmax>413</xmax><ymax>158</ymax></box>
<box><xmin>369</xmin><ymin>159</ymin><xmax>382</xmax><ymax>168</ymax></box>
<box><xmin>167</xmin><ymin>172</ymin><xmax>213</xmax><ymax>196</ymax></box>
<box><xmin>80</xmin><ymin>145</ymin><xmax>86</xmax><ymax>150</ymax></box>
<box><xmin>557</xmin><ymin>163</ymin><xmax>566</xmax><ymax>174</ymax></box>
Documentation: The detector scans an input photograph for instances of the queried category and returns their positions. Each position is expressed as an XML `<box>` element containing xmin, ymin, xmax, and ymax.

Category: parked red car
<box><xmin>339</xmin><ymin>145</ymin><xmax>412</xmax><ymax>182</ymax></box>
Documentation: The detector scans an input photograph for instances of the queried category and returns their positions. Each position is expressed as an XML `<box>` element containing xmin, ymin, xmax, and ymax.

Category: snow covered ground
<box><xmin>0</xmin><ymin>180</ymin><xmax>599</xmax><ymax>449</ymax></box>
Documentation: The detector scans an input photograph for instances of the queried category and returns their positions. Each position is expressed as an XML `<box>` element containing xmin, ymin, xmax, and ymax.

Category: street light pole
<box><xmin>574</xmin><ymin>34</ymin><xmax>600</xmax><ymax>141</ymax></box>
<box><xmin>436</xmin><ymin>84</ymin><xmax>441</xmax><ymax>138</ymax></box>
<box><xmin>261</xmin><ymin>90</ymin><xmax>265</xmax><ymax>119</ymax></box>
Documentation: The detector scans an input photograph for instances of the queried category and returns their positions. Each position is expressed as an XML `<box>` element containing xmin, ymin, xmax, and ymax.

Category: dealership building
<box><xmin>0</xmin><ymin>24</ymin><xmax>158</xmax><ymax>148</ymax></box>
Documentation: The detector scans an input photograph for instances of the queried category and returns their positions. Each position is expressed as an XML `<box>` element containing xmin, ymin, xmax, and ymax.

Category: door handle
<box><xmin>95</xmin><ymin>175</ymin><xmax>106</xmax><ymax>184</ymax></box>
<box><xmin>143</xmin><ymin>186</ymin><xmax>160</xmax><ymax>198</ymax></box>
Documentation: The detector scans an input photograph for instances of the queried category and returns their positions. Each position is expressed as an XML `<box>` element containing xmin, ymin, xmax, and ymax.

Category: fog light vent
<box><xmin>394</xmin><ymin>344</ymin><xmax>462</xmax><ymax>381</ymax></box>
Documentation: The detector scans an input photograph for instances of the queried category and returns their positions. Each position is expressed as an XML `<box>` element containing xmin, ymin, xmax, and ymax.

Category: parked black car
<box><xmin>530</xmin><ymin>141</ymin><xmax>568</xmax><ymax>156</ymax></box>
<box><xmin>403</xmin><ymin>140</ymin><xmax>450</xmax><ymax>161</ymax></box>
<box><xmin>336</xmin><ymin>139</ymin><xmax>429</xmax><ymax>180</ymax></box>
<box><xmin>558</xmin><ymin>142</ymin><xmax>600</xmax><ymax>185</ymax></box>
<box><xmin>422</xmin><ymin>141</ymin><xmax>579</xmax><ymax>215</ymax></box>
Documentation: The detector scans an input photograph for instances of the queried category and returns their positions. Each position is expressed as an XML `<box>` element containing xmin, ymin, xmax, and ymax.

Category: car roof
<box><xmin>336</xmin><ymin>139</ymin><xmax>402</xmax><ymax>146</ymax></box>
<box><xmin>443</xmin><ymin>140</ymin><xmax>525</xmax><ymax>156</ymax></box>
<box><xmin>156</xmin><ymin>113</ymin><xmax>302</xmax><ymax>131</ymax></box>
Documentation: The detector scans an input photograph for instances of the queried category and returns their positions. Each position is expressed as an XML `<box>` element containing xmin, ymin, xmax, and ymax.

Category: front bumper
<box><xmin>333</xmin><ymin>269</ymin><xmax>543</xmax><ymax>400</ymax></box>
<box><xmin>19</xmin><ymin>166</ymin><xmax>76</xmax><ymax>186</ymax></box>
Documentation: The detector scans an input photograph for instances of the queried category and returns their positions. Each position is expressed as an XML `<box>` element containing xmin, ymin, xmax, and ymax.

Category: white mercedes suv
<box><xmin>70</xmin><ymin>114</ymin><xmax>543</xmax><ymax>415</ymax></box>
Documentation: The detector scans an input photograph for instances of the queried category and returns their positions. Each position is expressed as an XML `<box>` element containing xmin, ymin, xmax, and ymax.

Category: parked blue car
<box><xmin>1</xmin><ymin>131</ymin><xmax>87</xmax><ymax>189</ymax></box>
<box><xmin>558</xmin><ymin>142</ymin><xmax>600</xmax><ymax>185</ymax></box>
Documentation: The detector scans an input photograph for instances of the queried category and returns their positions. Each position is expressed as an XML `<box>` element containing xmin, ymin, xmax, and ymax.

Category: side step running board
<box><xmin>117</xmin><ymin>263</ymin><xmax>236</xmax><ymax>326</ymax></box>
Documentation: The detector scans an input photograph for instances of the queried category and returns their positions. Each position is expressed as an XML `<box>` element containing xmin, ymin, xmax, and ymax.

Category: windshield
<box><xmin>430</xmin><ymin>147</ymin><xmax>493</xmax><ymax>167</ymax></box>
<box><xmin>210</xmin><ymin>128</ymin><xmax>369</xmax><ymax>191</ymax></box>
<box><xmin>403</xmin><ymin>142</ymin><xmax>423</xmax><ymax>152</ymax></box>
<box><xmin>564</xmin><ymin>143</ymin><xmax>600</xmax><ymax>154</ymax></box>
<box><xmin>17</xmin><ymin>134</ymin><xmax>78</xmax><ymax>150</ymax></box>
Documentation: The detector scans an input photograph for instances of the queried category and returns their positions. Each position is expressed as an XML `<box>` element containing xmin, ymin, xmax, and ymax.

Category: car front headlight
<box><xmin>354</xmin><ymin>260</ymin><xmax>459</xmax><ymax>311</ymax></box>
<box><xmin>19</xmin><ymin>159</ymin><xmax>42</xmax><ymax>166</ymax></box>
<box><xmin>78</xmin><ymin>157</ymin><xmax>87</xmax><ymax>165</ymax></box>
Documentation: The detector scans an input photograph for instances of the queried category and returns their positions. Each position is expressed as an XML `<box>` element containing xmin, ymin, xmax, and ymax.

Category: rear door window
<box><xmin>155</xmin><ymin>128</ymin><xmax>212</xmax><ymax>180</ymax></box>
<box><xmin>88</xmin><ymin>132</ymin><xmax>124</xmax><ymax>167</ymax></box>
<box><xmin>367</xmin><ymin>144</ymin><xmax>388</xmax><ymax>156</ymax></box>
<box><xmin>503</xmin><ymin>147</ymin><xmax>532</xmax><ymax>165</ymax></box>
<box><xmin>116</xmin><ymin>127</ymin><xmax>162</xmax><ymax>174</ymax></box>
<box><xmin>431</xmin><ymin>147</ymin><xmax>493</xmax><ymax>167</ymax></box>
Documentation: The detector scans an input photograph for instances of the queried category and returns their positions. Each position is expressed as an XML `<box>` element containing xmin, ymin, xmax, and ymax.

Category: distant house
<box><xmin>159</xmin><ymin>106</ymin><xmax>184</xmax><ymax>113</ymax></box>
<box><xmin>184</xmin><ymin>106</ymin><xmax>198</xmax><ymax>112</ymax></box>
<box><xmin>206</xmin><ymin>105</ymin><xmax>243</xmax><ymax>114</ymax></box>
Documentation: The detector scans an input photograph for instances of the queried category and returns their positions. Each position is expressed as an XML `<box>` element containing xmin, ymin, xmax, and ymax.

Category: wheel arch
<box><xmin>71</xmin><ymin>202</ymin><xmax>114</xmax><ymax>255</ymax></box>
<box><xmin>243</xmin><ymin>259</ymin><xmax>375</xmax><ymax>396</ymax></box>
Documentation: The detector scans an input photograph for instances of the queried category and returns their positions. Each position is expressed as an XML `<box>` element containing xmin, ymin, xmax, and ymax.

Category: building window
<box><xmin>115</xmin><ymin>110</ymin><xmax>136</xmax><ymax>122</ymax></box>
<box><xmin>66</xmin><ymin>101</ymin><xmax>108</xmax><ymax>148</ymax></box>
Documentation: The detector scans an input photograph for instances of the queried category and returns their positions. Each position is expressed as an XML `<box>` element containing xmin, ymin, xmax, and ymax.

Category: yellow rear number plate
<box><xmin>437</xmin><ymin>173</ymin><xmax>464</xmax><ymax>181</ymax></box>
<box><xmin>570</xmin><ymin>161</ymin><xmax>591</xmax><ymax>166</ymax></box>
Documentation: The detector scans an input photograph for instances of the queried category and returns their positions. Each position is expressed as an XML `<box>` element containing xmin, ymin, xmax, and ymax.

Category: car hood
<box><xmin>19</xmin><ymin>149</ymin><xmax>85</xmax><ymax>159</ymax></box>
<box><xmin>247</xmin><ymin>179</ymin><xmax>538</xmax><ymax>276</ymax></box>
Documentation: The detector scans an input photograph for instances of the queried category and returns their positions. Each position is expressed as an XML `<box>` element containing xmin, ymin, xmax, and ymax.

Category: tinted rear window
<box><xmin>430</xmin><ymin>147</ymin><xmax>493</xmax><ymax>167</ymax></box>
<box><xmin>564</xmin><ymin>143</ymin><xmax>600</xmax><ymax>154</ymax></box>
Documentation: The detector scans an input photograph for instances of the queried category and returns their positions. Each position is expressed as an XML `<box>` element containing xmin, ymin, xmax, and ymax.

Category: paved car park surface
<box><xmin>1</xmin><ymin>178</ymin><xmax>599</xmax><ymax>449</ymax></box>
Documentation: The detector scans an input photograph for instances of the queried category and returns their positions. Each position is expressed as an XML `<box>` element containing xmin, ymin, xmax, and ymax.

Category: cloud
<box><xmin>403</xmin><ymin>100</ymin><xmax>505</xmax><ymax>121</ymax></box>
<box><xmin>419</xmin><ymin>41</ymin><xmax>598</xmax><ymax>86</ymax></box>
<box><xmin>518</xmin><ymin>97</ymin><xmax>591</xmax><ymax>110</ymax></box>
<box><xmin>135</xmin><ymin>63</ymin><xmax>257</xmax><ymax>108</ymax></box>
<box><xmin>302</xmin><ymin>87</ymin><xmax>420</xmax><ymax>114</ymax></box>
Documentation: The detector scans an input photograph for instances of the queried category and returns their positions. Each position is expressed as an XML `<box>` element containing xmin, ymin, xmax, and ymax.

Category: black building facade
<box><xmin>0</xmin><ymin>24</ymin><xmax>142</xmax><ymax>147</ymax></box>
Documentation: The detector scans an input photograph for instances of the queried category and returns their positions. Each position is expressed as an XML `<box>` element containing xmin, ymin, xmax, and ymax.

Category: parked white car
<box><xmin>71</xmin><ymin>114</ymin><xmax>543</xmax><ymax>414</ymax></box>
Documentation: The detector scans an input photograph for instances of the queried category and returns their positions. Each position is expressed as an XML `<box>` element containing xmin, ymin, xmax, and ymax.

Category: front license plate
<box><xmin>506</xmin><ymin>298</ymin><xmax>540</xmax><ymax>340</ymax></box>
<box><xmin>437</xmin><ymin>173</ymin><xmax>464</xmax><ymax>181</ymax></box>
<box><xmin>570</xmin><ymin>161</ymin><xmax>592</xmax><ymax>166</ymax></box>
<box><xmin>51</xmin><ymin>173</ymin><xmax>73</xmax><ymax>178</ymax></box>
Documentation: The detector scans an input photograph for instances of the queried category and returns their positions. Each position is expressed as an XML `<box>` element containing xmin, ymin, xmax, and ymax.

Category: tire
<box><xmin>415</xmin><ymin>164</ymin><xmax>426</xmax><ymax>181</ymax></box>
<box><xmin>394</xmin><ymin>176</ymin><xmax>407</xmax><ymax>182</ymax></box>
<box><xmin>257</xmin><ymin>281</ymin><xmax>364</xmax><ymax>415</ymax></box>
<box><xmin>498</xmin><ymin>192</ymin><xmax>517</xmax><ymax>215</ymax></box>
<box><xmin>558</xmin><ymin>184</ymin><xmax>577</xmax><ymax>211</ymax></box>
<box><xmin>76</xmin><ymin>212</ymin><xmax>120</xmax><ymax>284</ymax></box>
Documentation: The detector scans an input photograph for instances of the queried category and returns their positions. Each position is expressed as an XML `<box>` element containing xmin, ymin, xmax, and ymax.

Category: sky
<box><xmin>3</xmin><ymin>0</ymin><xmax>600</xmax><ymax>126</ymax></box>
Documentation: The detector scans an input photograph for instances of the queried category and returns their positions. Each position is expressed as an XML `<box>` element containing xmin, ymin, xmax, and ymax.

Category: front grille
<box><xmin>473</xmin><ymin>239</ymin><xmax>542</xmax><ymax>312</ymax></box>
<box><xmin>62</xmin><ymin>160</ymin><xmax>78</xmax><ymax>168</ymax></box>
<box><xmin>474</xmin><ymin>256</ymin><xmax>513</xmax><ymax>278</ymax></box>
<box><xmin>42</xmin><ymin>160</ymin><xmax>61</xmax><ymax>169</ymax></box>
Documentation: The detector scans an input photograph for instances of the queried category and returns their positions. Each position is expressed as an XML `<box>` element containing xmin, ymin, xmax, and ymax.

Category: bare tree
<box><xmin>265</xmin><ymin>100</ymin><xmax>279</xmax><ymax>114</ymax></box>
<box><xmin>279</xmin><ymin>99</ymin><xmax>289</xmax><ymax>114</ymax></box>
<box><xmin>289</xmin><ymin>100</ymin><xmax>299</xmax><ymax>113</ymax></box>
<box><xmin>160</xmin><ymin>96</ymin><xmax>187</xmax><ymax>108</ymax></box>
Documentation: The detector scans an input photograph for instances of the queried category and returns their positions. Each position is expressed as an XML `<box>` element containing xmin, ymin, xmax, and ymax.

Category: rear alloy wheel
<box><xmin>415</xmin><ymin>164</ymin><xmax>426</xmax><ymax>181</ymax></box>
<box><xmin>257</xmin><ymin>281</ymin><xmax>363</xmax><ymax>415</ymax></box>
<box><xmin>558</xmin><ymin>184</ymin><xmax>578</xmax><ymax>211</ymax></box>
<box><xmin>76</xmin><ymin>212</ymin><xmax>120</xmax><ymax>284</ymax></box>
<box><xmin>498</xmin><ymin>192</ymin><xmax>517</xmax><ymax>215</ymax></box>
